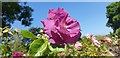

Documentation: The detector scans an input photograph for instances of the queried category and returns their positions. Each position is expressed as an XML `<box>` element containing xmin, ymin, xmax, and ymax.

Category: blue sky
<box><xmin>12</xmin><ymin>2</ymin><xmax>113</xmax><ymax>36</ymax></box>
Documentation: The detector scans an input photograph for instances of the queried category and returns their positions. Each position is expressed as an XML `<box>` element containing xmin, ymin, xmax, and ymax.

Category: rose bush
<box><xmin>0</xmin><ymin>27</ymin><xmax>115</xmax><ymax>57</ymax></box>
<box><xmin>0</xmin><ymin>8</ymin><xmax>118</xmax><ymax>57</ymax></box>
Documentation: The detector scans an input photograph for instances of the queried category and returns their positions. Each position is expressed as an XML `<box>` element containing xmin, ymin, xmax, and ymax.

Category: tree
<box><xmin>2</xmin><ymin>2</ymin><xmax>33</xmax><ymax>28</ymax></box>
<box><xmin>106</xmin><ymin>1</ymin><xmax>120</xmax><ymax>33</ymax></box>
<box><xmin>115</xmin><ymin>28</ymin><xmax>120</xmax><ymax>38</ymax></box>
<box><xmin>29</xmin><ymin>27</ymin><xmax>44</xmax><ymax>36</ymax></box>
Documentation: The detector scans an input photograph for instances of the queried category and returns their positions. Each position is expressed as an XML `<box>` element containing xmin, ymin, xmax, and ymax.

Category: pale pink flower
<box><xmin>74</xmin><ymin>41</ymin><xmax>82</xmax><ymax>50</ymax></box>
<box><xmin>92</xmin><ymin>36</ymin><xmax>96</xmax><ymax>40</ymax></box>
<box><xmin>41</xmin><ymin>8</ymin><xmax>81</xmax><ymax>45</ymax></box>
<box><xmin>92</xmin><ymin>36</ymin><xmax>100</xmax><ymax>47</ymax></box>
<box><xmin>104</xmin><ymin>37</ymin><xmax>112</xmax><ymax>43</ymax></box>
<box><xmin>85</xmin><ymin>34</ymin><xmax>91</xmax><ymax>39</ymax></box>
<box><xmin>92</xmin><ymin>39</ymin><xmax>100</xmax><ymax>47</ymax></box>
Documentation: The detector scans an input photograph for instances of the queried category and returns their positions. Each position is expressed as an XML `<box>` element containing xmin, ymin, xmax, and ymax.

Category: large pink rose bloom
<box><xmin>41</xmin><ymin>8</ymin><xmax>81</xmax><ymax>45</ymax></box>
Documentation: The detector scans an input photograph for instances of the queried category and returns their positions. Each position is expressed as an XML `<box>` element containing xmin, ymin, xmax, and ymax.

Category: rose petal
<box><xmin>41</xmin><ymin>20</ymin><xmax>56</xmax><ymax>37</ymax></box>
<box><xmin>50</xmin><ymin>31</ymin><xmax>65</xmax><ymax>45</ymax></box>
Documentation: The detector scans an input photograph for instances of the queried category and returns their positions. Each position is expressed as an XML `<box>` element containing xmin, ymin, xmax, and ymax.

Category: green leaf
<box><xmin>21</xmin><ymin>30</ymin><xmax>36</xmax><ymax>40</ymax></box>
<box><xmin>28</xmin><ymin>39</ymin><xmax>48</xmax><ymax>56</ymax></box>
<box><xmin>52</xmin><ymin>47</ymin><xmax>65</xmax><ymax>53</ymax></box>
<box><xmin>1</xmin><ymin>44</ymin><xmax>7</xmax><ymax>53</ymax></box>
<box><xmin>48</xmin><ymin>42</ymin><xmax>53</xmax><ymax>51</ymax></box>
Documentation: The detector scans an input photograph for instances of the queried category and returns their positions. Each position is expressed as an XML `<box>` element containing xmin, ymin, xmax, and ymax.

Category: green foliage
<box><xmin>2</xmin><ymin>2</ymin><xmax>33</xmax><ymax>27</ymax></box>
<box><xmin>28</xmin><ymin>39</ymin><xmax>48</xmax><ymax>56</ymax></box>
<box><xmin>52</xmin><ymin>48</ymin><xmax>65</xmax><ymax>53</ymax></box>
<box><xmin>21</xmin><ymin>30</ymin><xmax>36</xmax><ymax>40</ymax></box>
<box><xmin>115</xmin><ymin>28</ymin><xmax>120</xmax><ymax>38</ymax></box>
<box><xmin>13</xmin><ymin>36</ymin><xmax>27</xmax><ymax>53</ymax></box>
<box><xmin>106</xmin><ymin>1</ymin><xmax>120</xmax><ymax>33</ymax></box>
<box><xmin>0</xmin><ymin>27</ymin><xmax>28</xmax><ymax>57</ymax></box>
<box><xmin>1</xmin><ymin>44</ymin><xmax>7</xmax><ymax>54</ymax></box>
<box><xmin>0</xmin><ymin>27</ymin><xmax>117</xmax><ymax>56</ymax></box>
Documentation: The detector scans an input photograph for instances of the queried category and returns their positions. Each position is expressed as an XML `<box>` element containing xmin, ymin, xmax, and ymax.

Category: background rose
<box><xmin>104</xmin><ymin>37</ymin><xmax>112</xmax><ymax>43</ymax></box>
<box><xmin>12</xmin><ymin>52</ymin><xmax>23</xmax><ymax>56</ymax></box>
<box><xmin>41</xmin><ymin>8</ymin><xmax>81</xmax><ymax>45</ymax></box>
<box><xmin>85</xmin><ymin>34</ymin><xmax>91</xmax><ymax>39</ymax></box>
<box><xmin>74</xmin><ymin>41</ymin><xmax>82</xmax><ymax>50</ymax></box>
<box><xmin>92</xmin><ymin>36</ymin><xmax>100</xmax><ymax>47</ymax></box>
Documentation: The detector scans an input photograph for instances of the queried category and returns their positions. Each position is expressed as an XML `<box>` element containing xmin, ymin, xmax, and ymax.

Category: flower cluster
<box><xmin>85</xmin><ymin>34</ymin><xmax>112</xmax><ymax>47</ymax></box>
<box><xmin>41</xmin><ymin>8</ymin><xmax>81</xmax><ymax>45</ymax></box>
<box><xmin>85</xmin><ymin>34</ymin><xmax>100</xmax><ymax>47</ymax></box>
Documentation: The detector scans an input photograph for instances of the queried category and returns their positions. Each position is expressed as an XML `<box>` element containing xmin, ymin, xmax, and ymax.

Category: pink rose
<box><xmin>74</xmin><ymin>41</ymin><xmax>82</xmax><ymax>50</ymax></box>
<box><xmin>85</xmin><ymin>34</ymin><xmax>91</xmax><ymax>39</ymax></box>
<box><xmin>92</xmin><ymin>36</ymin><xmax>100</xmax><ymax>47</ymax></box>
<box><xmin>92</xmin><ymin>36</ymin><xmax>96</xmax><ymax>40</ymax></box>
<box><xmin>12</xmin><ymin>52</ymin><xmax>23</xmax><ymax>56</ymax></box>
<box><xmin>104</xmin><ymin>37</ymin><xmax>112</xmax><ymax>43</ymax></box>
<box><xmin>41</xmin><ymin>8</ymin><xmax>81</xmax><ymax>45</ymax></box>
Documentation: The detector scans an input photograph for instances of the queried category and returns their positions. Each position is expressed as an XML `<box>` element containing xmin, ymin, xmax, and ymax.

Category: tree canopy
<box><xmin>106</xmin><ymin>1</ymin><xmax>120</xmax><ymax>33</ymax></box>
<box><xmin>29</xmin><ymin>27</ymin><xmax>44</xmax><ymax>36</ymax></box>
<box><xmin>2</xmin><ymin>2</ymin><xmax>33</xmax><ymax>28</ymax></box>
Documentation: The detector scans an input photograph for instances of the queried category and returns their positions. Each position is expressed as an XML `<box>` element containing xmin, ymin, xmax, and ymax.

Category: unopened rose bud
<box><xmin>3</xmin><ymin>28</ymin><xmax>10</xmax><ymax>33</ymax></box>
<box><xmin>0</xmin><ymin>32</ymin><xmax>3</xmax><ymax>36</ymax></box>
<box><xmin>37</xmin><ymin>34</ymin><xmax>41</xmax><ymax>38</ymax></box>
<box><xmin>42</xmin><ymin>34</ymin><xmax>49</xmax><ymax>38</ymax></box>
<box><xmin>8</xmin><ymin>32</ymin><xmax>13</xmax><ymax>35</ymax></box>
<box><xmin>44</xmin><ymin>34</ymin><xmax>49</xmax><ymax>38</ymax></box>
<box><xmin>40</xmin><ymin>29</ymin><xmax>44</xmax><ymax>33</ymax></box>
<box><xmin>23</xmin><ymin>54</ymin><xmax>29</xmax><ymax>56</ymax></box>
<box><xmin>15</xmin><ymin>28</ymin><xmax>18</xmax><ymax>32</ymax></box>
